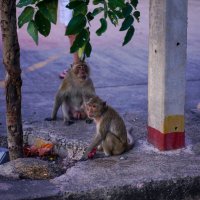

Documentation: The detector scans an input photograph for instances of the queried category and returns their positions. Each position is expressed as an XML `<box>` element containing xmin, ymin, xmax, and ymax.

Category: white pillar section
<box><xmin>148</xmin><ymin>0</ymin><xmax>188</xmax><ymax>150</ymax></box>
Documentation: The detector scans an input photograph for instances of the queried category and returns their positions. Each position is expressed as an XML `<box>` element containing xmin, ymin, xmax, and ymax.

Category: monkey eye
<box><xmin>92</xmin><ymin>105</ymin><xmax>96</xmax><ymax>109</ymax></box>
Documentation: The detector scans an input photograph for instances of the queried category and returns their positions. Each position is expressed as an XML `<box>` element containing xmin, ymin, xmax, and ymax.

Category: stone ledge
<box><xmin>51</xmin><ymin>150</ymin><xmax>200</xmax><ymax>200</ymax></box>
<box><xmin>23</xmin><ymin>113</ymin><xmax>142</xmax><ymax>160</ymax></box>
<box><xmin>1</xmin><ymin>112</ymin><xmax>200</xmax><ymax>200</ymax></box>
<box><xmin>23</xmin><ymin>120</ymin><xmax>95</xmax><ymax>160</ymax></box>
<box><xmin>61</xmin><ymin>177</ymin><xmax>200</xmax><ymax>200</ymax></box>
<box><xmin>0</xmin><ymin>158</ymin><xmax>64</xmax><ymax>180</ymax></box>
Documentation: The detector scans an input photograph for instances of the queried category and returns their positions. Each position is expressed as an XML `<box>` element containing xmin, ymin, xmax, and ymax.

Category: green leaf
<box><xmin>35</xmin><ymin>10</ymin><xmax>51</xmax><ymax>37</ymax></box>
<box><xmin>17</xmin><ymin>0</ymin><xmax>33</xmax><ymax>8</ymax></box>
<box><xmin>96</xmin><ymin>18</ymin><xmax>107</xmax><ymax>36</ymax></box>
<box><xmin>37</xmin><ymin>0</ymin><xmax>58</xmax><ymax>24</ymax></box>
<box><xmin>107</xmin><ymin>1</ymin><xmax>114</xmax><ymax>10</ymax></box>
<box><xmin>65</xmin><ymin>14</ymin><xmax>87</xmax><ymax>35</ymax></box>
<box><xmin>116</xmin><ymin>0</ymin><xmax>126</xmax><ymax>7</ymax></box>
<box><xmin>131</xmin><ymin>0</ymin><xmax>138</xmax><ymax>9</ymax></box>
<box><xmin>78</xmin><ymin>43</ymin><xmax>86</xmax><ymax>58</ymax></box>
<box><xmin>70</xmin><ymin>29</ymin><xmax>89</xmax><ymax>53</ymax></box>
<box><xmin>93</xmin><ymin>0</ymin><xmax>104</xmax><ymax>5</ymax></box>
<box><xmin>18</xmin><ymin>6</ymin><xmax>34</xmax><ymax>28</ymax></box>
<box><xmin>133</xmin><ymin>11</ymin><xmax>140</xmax><ymax>22</ymax></box>
<box><xmin>66</xmin><ymin>0</ymin><xmax>88</xmax><ymax>15</ymax></box>
<box><xmin>27</xmin><ymin>20</ymin><xmax>38</xmax><ymax>45</ymax></box>
<box><xmin>108</xmin><ymin>10</ymin><xmax>118</xmax><ymax>26</ymax></box>
<box><xmin>87</xmin><ymin>12</ymin><xmax>94</xmax><ymax>21</ymax></box>
<box><xmin>108</xmin><ymin>0</ymin><xmax>125</xmax><ymax>10</ymax></box>
<box><xmin>66</xmin><ymin>0</ymin><xmax>84</xmax><ymax>9</ymax></box>
<box><xmin>85</xmin><ymin>41</ymin><xmax>92</xmax><ymax>57</ymax></box>
<box><xmin>122</xmin><ymin>25</ymin><xmax>135</xmax><ymax>46</ymax></box>
<box><xmin>74</xmin><ymin>3</ymin><xmax>88</xmax><ymax>16</ymax></box>
<box><xmin>119</xmin><ymin>15</ymin><xmax>134</xmax><ymax>31</ymax></box>
<box><xmin>114</xmin><ymin>10</ymin><xmax>123</xmax><ymax>19</ymax></box>
<box><xmin>92</xmin><ymin>7</ymin><xmax>104</xmax><ymax>16</ymax></box>
<box><xmin>122</xmin><ymin>3</ymin><xmax>133</xmax><ymax>18</ymax></box>
<box><xmin>31</xmin><ymin>0</ymin><xmax>38</xmax><ymax>4</ymax></box>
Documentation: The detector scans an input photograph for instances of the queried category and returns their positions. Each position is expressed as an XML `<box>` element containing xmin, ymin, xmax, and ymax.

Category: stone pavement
<box><xmin>0</xmin><ymin>0</ymin><xmax>200</xmax><ymax>199</ymax></box>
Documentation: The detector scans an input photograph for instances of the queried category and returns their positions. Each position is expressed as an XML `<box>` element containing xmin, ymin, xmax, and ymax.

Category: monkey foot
<box><xmin>85</xmin><ymin>118</ymin><xmax>93</xmax><ymax>124</ymax></box>
<box><xmin>64</xmin><ymin>120</ymin><xmax>74</xmax><ymax>126</ymax></box>
<box><xmin>44</xmin><ymin>117</ymin><xmax>56</xmax><ymax>121</ymax></box>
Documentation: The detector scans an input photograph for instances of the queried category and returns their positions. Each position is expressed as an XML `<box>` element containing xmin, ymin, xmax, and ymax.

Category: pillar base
<box><xmin>147</xmin><ymin>126</ymin><xmax>185</xmax><ymax>151</ymax></box>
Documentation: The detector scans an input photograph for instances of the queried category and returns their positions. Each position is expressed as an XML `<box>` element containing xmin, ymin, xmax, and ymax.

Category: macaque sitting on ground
<box><xmin>45</xmin><ymin>61</ymin><xmax>95</xmax><ymax>125</ymax></box>
<box><xmin>81</xmin><ymin>96</ymin><xmax>134</xmax><ymax>160</ymax></box>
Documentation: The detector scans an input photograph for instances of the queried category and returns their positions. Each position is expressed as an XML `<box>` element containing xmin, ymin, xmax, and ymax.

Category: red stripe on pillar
<box><xmin>147</xmin><ymin>126</ymin><xmax>185</xmax><ymax>151</ymax></box>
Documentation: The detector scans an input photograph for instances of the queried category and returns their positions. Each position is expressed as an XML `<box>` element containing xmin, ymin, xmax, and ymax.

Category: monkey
<box><xmin>80</xmin><ymin>95</ymin><xmax>134</xmax><ymax>161</ymax></box>
<box><xmin>45</xmin><ymin>61</ymin><xmax>95</xmax><ymax>125</ymax></box>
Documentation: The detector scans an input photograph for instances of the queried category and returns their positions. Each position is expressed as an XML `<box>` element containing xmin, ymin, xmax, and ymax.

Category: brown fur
<box><xmin>45</xmin><ymin>61</ymin><xmax>95</xmax><ymax>125</ymax></box>
<box><xmin>81</xmin><ymin>96</ymin><xmax>134</xmax><ymax>160</ymax></box>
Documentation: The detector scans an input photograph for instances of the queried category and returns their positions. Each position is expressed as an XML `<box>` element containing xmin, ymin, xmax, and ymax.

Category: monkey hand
<box><xmin>85</xmin><ymin>118</ymin><xmax>93</xmax><ymax>124</ymax></box>
<box><xmin>87</xmin><ymin>148</ymin><xmax>97</xmax><ymax>159</ymax></box>
<box><xmin>80</xmin><ymin>148</ymin><xmax>96</xmax><ymax>161</ymax></box>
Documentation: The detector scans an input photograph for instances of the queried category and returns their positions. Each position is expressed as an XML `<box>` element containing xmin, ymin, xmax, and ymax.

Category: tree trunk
<box><xmin>0</xmin><ymin>0</ymin><xmax>23</xmax><ymax>160</ymax></box>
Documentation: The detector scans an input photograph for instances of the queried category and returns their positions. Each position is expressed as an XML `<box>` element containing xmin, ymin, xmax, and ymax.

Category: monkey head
<box><xmin>85</xmin><ymin>96</ymin><xmax>107</xmax><ymax>119</ymax></box>
<box><xmin>71</xmin><ymin>61</ymin><xmax>90</xmax><ymax>80</ymax></box>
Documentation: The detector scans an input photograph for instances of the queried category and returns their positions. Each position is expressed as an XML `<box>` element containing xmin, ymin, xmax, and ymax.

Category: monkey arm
<box><xmin>45</xmin><ymin>93</ymin><xmax>62</xmax><ymax>121</ymax></box>
<box><xmin>51</xmin><ymin>91</ymin><xmax>65</xmax><ymax>119</ymax></box>
<box><xmin>81</xmin><ymin>133</ymin><xmax>103</xmax><ymax>160</ymax></box>
<box><xmin>99</xmin><ymin>120</ymin><xmax>110</xmax><ymax>139</ymax></box>
<box><xmin>88</xmin><ymin>133</ymin><xmax>103</xmax><ymax>152</ymax></box>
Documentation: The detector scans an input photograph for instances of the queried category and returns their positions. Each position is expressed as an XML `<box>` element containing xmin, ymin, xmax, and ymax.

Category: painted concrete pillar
<box><xmin>148</xmin><ymin>0</ymin><xmax>188</xmax><ymax>150</ymax></box>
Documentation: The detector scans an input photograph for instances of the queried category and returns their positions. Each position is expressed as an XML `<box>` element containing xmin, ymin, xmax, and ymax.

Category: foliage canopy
<box><xmin>17</xmin><ymin>0</ymin><xmax>140</xmax><ymax>60</ymax></box>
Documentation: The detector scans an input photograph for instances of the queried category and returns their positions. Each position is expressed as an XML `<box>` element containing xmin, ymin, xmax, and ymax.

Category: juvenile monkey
<box><xmin>45</xmin><ymin>61</ymin><xmax>95</xmax><ymax>125</ymax></box>
<box><xmin>81</xmin><ymin>96</ymin><xmax>134</xmax><ymax>160</ymax></box>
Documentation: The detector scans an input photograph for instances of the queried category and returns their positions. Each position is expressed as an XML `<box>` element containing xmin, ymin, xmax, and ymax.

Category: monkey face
<box><xmin>72</xmin><ymin>62</ymin><xmax>89</xmax><ymax>80</ymax></box>
<box><xmin>85</xmin><ymin>96</ymin><xmax>106</xmax><ymax>119</ymax></box>
<box><xmin>85</xmin><ymin>103</ymin><xmax>98</xmax><ymax>118</ymax></box>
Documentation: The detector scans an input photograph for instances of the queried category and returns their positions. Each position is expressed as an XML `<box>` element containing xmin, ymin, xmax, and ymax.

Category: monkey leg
<box><xmin>102</xmin><ymin>132</ymin><xmax>126</xmax><ymax>156</ymax></box>
<box><xmin>51</xmin><ymin>92</ymin><xmax>63</xmax><ymax>120</ymax></box>
<box><xmin>45</xmin><ymin>94</ymin><xmax>63</xmax><ymax>121</ymax></box>
<box><xmin>45</xmin><ymin>117</ymin><xmax>55</xmax><ymax>121</ymax></box>
<box><xmin>62</xmin><ymin>102</ymin><xmax>74</xmax><ymax>126</ymax></box>
<box><xmin>97</xmin><ymin>144</ymin><xmax>103</xmax><ymax>151</ymax></box>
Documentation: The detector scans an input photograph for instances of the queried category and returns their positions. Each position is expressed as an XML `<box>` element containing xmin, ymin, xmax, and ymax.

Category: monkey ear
<box><xmin>102</xmin><ymin>101</ymin><xmax>107</xmax><ymax>107</ymax></box>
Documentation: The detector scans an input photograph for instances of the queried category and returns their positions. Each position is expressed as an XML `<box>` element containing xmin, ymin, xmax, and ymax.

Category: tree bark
<box><xmin>0</xmin><ymin>0</ymin><xmax>23</xmax><ymax>159</ymax></box>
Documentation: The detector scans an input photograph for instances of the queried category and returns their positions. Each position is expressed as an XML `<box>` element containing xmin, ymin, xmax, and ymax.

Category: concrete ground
<box><xmin>0</xmin><ymin>0</ymin><xmax>200</xmax><ymax>199</ymax></box>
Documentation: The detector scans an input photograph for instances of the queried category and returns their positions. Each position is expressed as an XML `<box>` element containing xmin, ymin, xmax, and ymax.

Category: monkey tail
<box><xmin>126</xmin><ymin>127</ymin><xmax>134</xmax><ymax>151</ymax></box>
